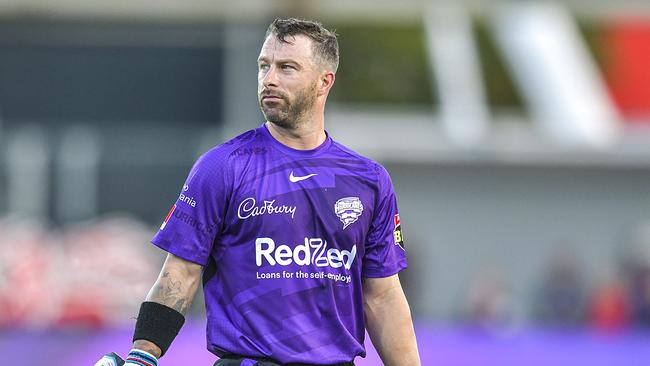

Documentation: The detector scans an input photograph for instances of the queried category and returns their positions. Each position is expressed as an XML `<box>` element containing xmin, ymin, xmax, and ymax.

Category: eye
<box><xmin>281</xmin><ymin>64</ymin><xmax>296</xmax><ymax>70</ymax></box>
<box><xmin>258</xmin><ymin>63</ymin><xmax>269</xmax><ymax>71</ymax></box>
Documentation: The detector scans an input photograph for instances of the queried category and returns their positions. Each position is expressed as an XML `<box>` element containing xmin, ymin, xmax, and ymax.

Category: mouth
<box><xmin>261</xmin><ymin>95</ymin><xmax>284</xmax><ymax>105</ymax></box>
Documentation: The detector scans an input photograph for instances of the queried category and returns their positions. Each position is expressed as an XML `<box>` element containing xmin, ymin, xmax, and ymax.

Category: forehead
<box><xmin>258</xmin><ymin>33</ymin><xmax>315</xmax><ymax>62</ymax></box>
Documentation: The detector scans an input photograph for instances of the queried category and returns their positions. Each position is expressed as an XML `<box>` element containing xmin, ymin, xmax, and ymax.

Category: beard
<box><xmin>259</xmin><ymin>82</ymin><xmax>318</xmax><ymax>130</ymax></box>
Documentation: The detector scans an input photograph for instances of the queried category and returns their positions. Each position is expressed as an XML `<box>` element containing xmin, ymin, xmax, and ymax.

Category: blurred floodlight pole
<box><xmin>55</xmin><ymin>126</ymin><xmax>100</xmax><ymax>222</ymax></box>
<box><xmin>424</xmin><ymin>3</ymin><xmax>490</xmax><ymax>148</ymax></box>
<box><xmin>6</xmin><ymin>126</ymin><xmax>49</xmax><ymax>219</ymax></box>
<box><xmin>204</xmin><ymin>22</ymin><xmax>264</xmax><ymax>159</ymax></box>
<box><xmin>492</xmin><ymin>2</ymin><xmax>620</xmax><ymax>147</ymax></box>
<box><xmin>221</xmin><ymin>22</ymin><xmax>265</xmax><ymax>139</ymax></box>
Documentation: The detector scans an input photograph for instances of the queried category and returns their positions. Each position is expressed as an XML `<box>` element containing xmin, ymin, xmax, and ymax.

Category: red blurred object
<box><xmin>588</xmin><ymin>281</ymin><xmax>631</xmax><ymax>332</ymax></box>
<box><xmin>55</xmin><ymin>290</ymin><xmax>109</xmax><ymax>328</ymax></box>
<box><xmin>604</xmin><ymin>19</ymin><xmax>650</xmax><ymax>122</ymax></box>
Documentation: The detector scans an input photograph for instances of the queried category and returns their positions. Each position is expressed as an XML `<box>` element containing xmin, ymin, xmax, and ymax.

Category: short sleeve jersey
<box><xmin>151</xmin><ymin>124</ymin><xmax>407</xmax><ymax>364</ymax></box>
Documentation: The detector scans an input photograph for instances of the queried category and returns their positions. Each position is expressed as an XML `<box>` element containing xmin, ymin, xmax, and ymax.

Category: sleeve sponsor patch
<box><xmin>393</xmin><ymin>214</ymin><xmax>405</xmax><ymax>250</ymax></box>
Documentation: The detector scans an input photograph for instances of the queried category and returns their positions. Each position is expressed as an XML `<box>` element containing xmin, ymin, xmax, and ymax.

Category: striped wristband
<box><xmin>125</xmin><ymin>349</ymin><xmax>158</xmax><ymax>366</ymax></box>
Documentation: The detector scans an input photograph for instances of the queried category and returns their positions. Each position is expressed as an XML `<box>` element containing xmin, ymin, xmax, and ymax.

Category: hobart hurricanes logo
<box><xmin>335</xmin><ymin>197</ymin><xmax>363</xmax><ymax>229</ymax></box>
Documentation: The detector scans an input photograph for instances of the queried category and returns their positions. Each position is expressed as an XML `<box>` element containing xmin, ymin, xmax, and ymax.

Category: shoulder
<box><xmin>196</xmin><ymin>128</ymin><xmax>261</xmax><ymax>166</ymax></box>
<box><xmin>182</xmin><ymin>128</ymin><xmax>262</xmax><ymax>185</ymax></box>
<box><xmin>330</xmin><ymin>139</ymin><xmax>390</xmax><ymax>182</ymax></box>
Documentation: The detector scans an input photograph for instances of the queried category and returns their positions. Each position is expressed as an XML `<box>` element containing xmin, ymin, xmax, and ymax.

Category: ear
<box><xmin>317</xmin><ymin>71</ymin><xmax>336</xmax><ymax>97</ymax></box>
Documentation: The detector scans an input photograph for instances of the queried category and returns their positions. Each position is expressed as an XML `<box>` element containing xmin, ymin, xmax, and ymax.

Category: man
<box><xmin>96</xmin><ymin>18</ymin><xmax>420</xmax><ymax>366</ymax></box>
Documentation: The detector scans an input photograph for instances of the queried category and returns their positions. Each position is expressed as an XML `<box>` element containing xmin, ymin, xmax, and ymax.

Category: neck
<box><xmin>265</xmin><ymin>116</ymin><xmax>326</xmax><ymax>150</ymax></box>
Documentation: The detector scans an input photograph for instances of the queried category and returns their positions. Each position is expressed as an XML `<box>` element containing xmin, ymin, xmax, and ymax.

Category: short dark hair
<box><xmin>265</xmin><ymin>18</ymin><xmax>339</xmax><ymax>72</ymax></box>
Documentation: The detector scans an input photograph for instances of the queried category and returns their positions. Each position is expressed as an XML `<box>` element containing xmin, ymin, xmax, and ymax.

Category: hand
<box><xmin>94</xmin><ymin>352</ymin><xmax>125</xmax><ymax>366</ymax></box>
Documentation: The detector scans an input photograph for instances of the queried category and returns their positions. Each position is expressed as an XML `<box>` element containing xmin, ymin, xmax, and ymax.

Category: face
<box><xmin>257</xmin><ymin>34</ymin><xmax>322</xmax><ymax>129</ymax></box>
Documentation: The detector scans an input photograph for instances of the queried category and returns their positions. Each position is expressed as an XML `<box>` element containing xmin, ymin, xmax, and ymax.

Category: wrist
<box><xmin>133</xmin><ymin>301</ymin><xmax>185</xmax><ymax>357</ymax></box>
<box><xmin>132</xmin><ymin>340</ymin><xmax>162</xmax><ymax>359</ymax></box>
<box><xmin>125</xmin><ymin>348</ymin><xmax>158</xmax><ymax>366</ymax></box>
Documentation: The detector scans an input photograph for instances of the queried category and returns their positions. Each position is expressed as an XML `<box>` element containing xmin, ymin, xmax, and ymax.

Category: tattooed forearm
<box><xmin>146</xmin><ymin>270</ymin><xmax>195</xmax><ymax>315</ymax></box>
<box><xmin>133</xmin><ymin>254</ymin><xmax>202</xmax><ymax>358</ymax></box>
<box><xmin>172</xmin><ymin>298</ymin><xmax>187</xmax><ymax>313</ymax></box>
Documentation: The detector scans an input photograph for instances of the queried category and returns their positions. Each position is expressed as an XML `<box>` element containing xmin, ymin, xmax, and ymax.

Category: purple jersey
<box><xmin>151</xmin><ymin>124</ymin><xmax>407</xmax><ymax>364</ymax></box>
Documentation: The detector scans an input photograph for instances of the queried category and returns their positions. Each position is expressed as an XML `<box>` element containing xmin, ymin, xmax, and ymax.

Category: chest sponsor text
<box><xmin>238</xmin><ymin>197</ymin><xmax>297</xmax><ymax>220</ymax></box>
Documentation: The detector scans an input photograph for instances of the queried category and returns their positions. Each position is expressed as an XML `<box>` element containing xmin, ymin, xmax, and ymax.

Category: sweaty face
<box><xmin>257</xmin><ymin>34</ymin><xmax>321</xmax><ymax>129</ymax></box>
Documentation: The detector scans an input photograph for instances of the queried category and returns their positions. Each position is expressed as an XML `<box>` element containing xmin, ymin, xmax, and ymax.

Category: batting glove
<box><xmin>94</xmin><ymin>352</ymin><xmax>125</xmax><ymax>366</ymax></box>
<box><xmin>95</xmin><ymin>349</ymin><xmax>158</xmax><ymax>366</ymax></box>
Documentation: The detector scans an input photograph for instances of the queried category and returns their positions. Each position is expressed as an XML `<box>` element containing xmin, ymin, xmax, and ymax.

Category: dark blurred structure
<box><xmin>0</xmin><ymin>20</ymin><xmax>227</xmax><ymax>225</ymax></box>
<box><xmin>533</xmin><ymin>247</ymin><xmax>586</xmax><ymax>327</ymax></box>
<box><xmin>461</xmin><ymin>266</ymin><xmax>524</xmax><ymax>331</ymax></box>
<box><xmin>620</xmin><ymin>222</ymin><xmax>650</xmax><ymax>327</ymax></box>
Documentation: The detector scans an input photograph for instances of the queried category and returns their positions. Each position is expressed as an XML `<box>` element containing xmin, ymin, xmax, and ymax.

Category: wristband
<box><xmin>132</xmin><ymin>301</ymin><xmax>185</xmax><ymax>357</ymax></box>
<box><xmin>125</xmin><ymin>349</ymin><xmax>158</xmax><ymax>366</ymax></box>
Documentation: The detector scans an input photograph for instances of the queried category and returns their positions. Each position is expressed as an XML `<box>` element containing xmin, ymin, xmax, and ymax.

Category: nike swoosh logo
<box><xmin>289</xmin><ymin>171</ymin><xmax>318</xmax><ymax>183</ymax></box>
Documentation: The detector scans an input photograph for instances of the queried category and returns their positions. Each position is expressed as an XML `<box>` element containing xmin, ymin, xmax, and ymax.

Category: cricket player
<box><xmin>96</xmin><ymin>18</ymin><xmax>420</xmax><ymax>366</ymax></box>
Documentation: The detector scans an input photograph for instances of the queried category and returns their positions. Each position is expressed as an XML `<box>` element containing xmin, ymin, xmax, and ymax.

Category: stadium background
<box><xmin>1</xmin><ymin>0</ymin><xmax>650</xmax><ymax>365</ymax></box>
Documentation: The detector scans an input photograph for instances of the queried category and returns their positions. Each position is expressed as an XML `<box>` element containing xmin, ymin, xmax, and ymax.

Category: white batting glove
<box><xmin>95</xmin><ymin>349</ymin><xmax>158</xmax><ymax>366</ymax></box>
<box><xmin>94</xmin><ymin>352</ymin><xmax>125</xmax><ymax>366</ymax></box>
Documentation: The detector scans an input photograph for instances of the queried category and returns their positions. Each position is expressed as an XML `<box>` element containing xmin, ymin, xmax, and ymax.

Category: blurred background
<box><xmin>1</xmin><ymin>0</ymin><xmax>650</xmax><ymax>365</ymax></box>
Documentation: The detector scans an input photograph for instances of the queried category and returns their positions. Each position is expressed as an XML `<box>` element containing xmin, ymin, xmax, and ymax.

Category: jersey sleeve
<box><xmin>362</xmin><ymin>165</ymin><xmax>408</xmax><ymax>278</ymax></box>
<box><xmin>151</xmin><ymin>150</ymin><xmax>231</xmax><ymax>266</ymax></box>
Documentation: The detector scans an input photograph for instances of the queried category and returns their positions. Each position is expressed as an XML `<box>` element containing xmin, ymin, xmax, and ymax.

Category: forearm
<box><xmin>364</xmin><ymin>280</ymin><xmax>420</xmax><ymax>366</ymax></box>
<box><xmin>133</xmin><ymin>254</ymin><xmax>202</xmax><ymax>357</ymax></box>
<box><xmin>145</xmin><ymin>268</ymin><xmax>199</xmax><ymax>315</ymax></box>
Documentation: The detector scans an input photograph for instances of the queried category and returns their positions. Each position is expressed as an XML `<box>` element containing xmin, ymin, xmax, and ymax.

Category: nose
<box><xmin>261</xmin><ymin>65</ymin><xmax>279</xmax><ymax>88</ymax></box>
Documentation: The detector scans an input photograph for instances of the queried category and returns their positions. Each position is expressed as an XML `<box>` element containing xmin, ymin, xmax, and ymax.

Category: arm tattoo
<box><xmin>148</xmin><ymin>271</ymin><xmax>192</xmax><ymax>315</ymax></box>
